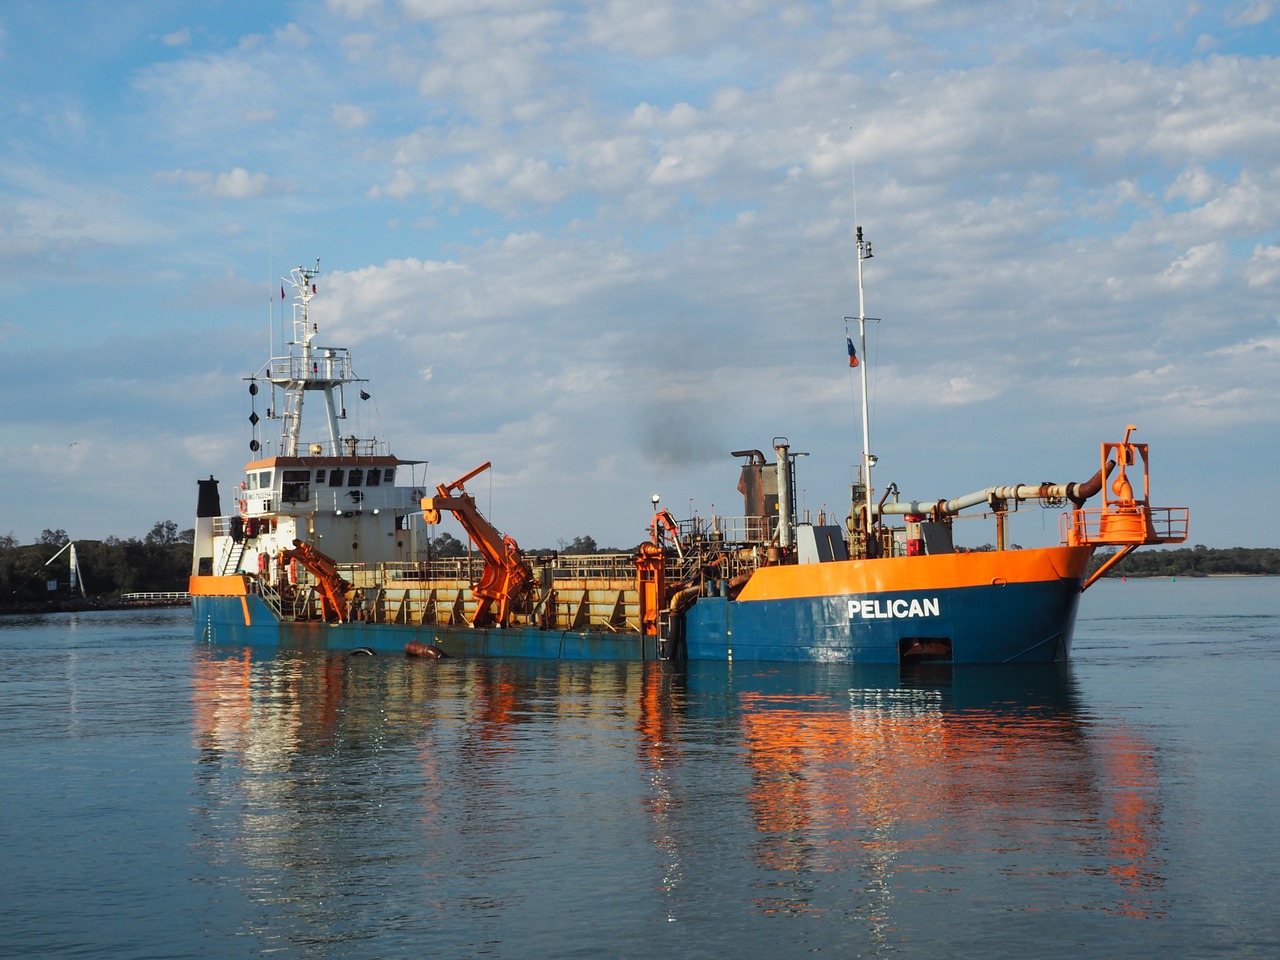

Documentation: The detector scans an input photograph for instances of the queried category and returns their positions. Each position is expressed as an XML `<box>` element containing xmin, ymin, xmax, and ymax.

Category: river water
<box><xmin>1</xmin><ymin>577</ymin><xmax>1276</xmax><ymax>959</ymax></box>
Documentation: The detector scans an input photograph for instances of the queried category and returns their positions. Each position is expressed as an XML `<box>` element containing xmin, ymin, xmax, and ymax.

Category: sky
<box><xmin>1</xmin><ymin>0</ymin><xmax>1278</xmax><ymax>553</ymax></box>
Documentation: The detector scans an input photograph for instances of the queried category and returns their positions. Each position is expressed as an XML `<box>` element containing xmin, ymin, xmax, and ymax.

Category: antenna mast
<box><xmin>855</xmin><ymin>225</ymin><xmax>876</xmax><ymax>554</ymax></box>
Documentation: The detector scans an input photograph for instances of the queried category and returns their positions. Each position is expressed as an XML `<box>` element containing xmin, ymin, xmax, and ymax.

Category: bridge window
<box><xmin>367</xmin><ymin>469</ymin><xmax>381</xmax><ymax>487</ymax></box>
<box><xmin>328</xmin><ymin>469</ymin><xmax>344</xmax><ymax>486</ymax></box>
<box><xmin>315</xmin><ymin>470</ymin><xmax>326</xmax><ymax>485</ymax></box>
<box><xmin>282</xmin><ymin>470</ymin><xmax>310</xmax><ymax>503</ymax></box>
<box><xmin>348</xmin><ymin>469</ymin><xmax>364</xmax><ymax>487</ymax></box>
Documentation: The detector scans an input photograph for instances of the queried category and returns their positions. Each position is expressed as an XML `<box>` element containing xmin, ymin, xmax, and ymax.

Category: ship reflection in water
<box><xmin>729</xmin><ymin>664</ymin><xmax>1165</xmax><ymax>927</ymax></box>
<box><xmin>189</xmin><ymin>650</ymin><xmax>1166</xmax><ymax>952</ymax></box>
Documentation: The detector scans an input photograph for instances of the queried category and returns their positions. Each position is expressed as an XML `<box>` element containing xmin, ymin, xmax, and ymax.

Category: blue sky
<box><xmin>2</xmin><ymin>0</ymin><xmax>1278</xmax><ymax>551</ymax></box>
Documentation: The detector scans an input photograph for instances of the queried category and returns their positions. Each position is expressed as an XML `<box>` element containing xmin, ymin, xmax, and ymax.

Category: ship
<box><xmin>191</xmin><ymin>245</ymin><xmax>1188</xmax><ymax>663</ymax></box>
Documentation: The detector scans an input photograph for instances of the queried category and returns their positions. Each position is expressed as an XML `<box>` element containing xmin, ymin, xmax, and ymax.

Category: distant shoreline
<box><xmin>1111</xmin><ymin>572</ymin><xmax>1275</xmax><ymax>579</ymax></box>
<box><xmin>0</xmin><ymin>598</ymin><xmax>190</xmax><ymax>617</ymax></box>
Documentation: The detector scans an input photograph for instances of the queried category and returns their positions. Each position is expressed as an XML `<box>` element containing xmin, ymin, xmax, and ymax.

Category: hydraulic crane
<box><xmin>422</xmin><ymin>462</ymin><xmax>534</xmax><ymax>627</ymax></box>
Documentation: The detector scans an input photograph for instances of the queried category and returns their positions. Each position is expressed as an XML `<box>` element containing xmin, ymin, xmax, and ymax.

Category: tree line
<box><xmin>1</xmin><ymin>523</ymin><xmax>193</xmax><ymax>607</ymax></box>
<box><xmin>429</xmin><ymin>532</ymin><xmax>623</xmax><ymax>558</ymax></box>
<box><xmin>0</xmin><ymin>525</ymin><xmax>620</xmax><ymax>609</ymax></box>
<box><xmin>1090</xmin><ymin>545</ymin><xmax>1280</xmax><ymax>578</ymax></box>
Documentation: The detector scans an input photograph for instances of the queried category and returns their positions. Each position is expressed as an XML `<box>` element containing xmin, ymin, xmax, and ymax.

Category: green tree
<box><xmin>559</xmin><ymin>535</ymin><xmax>599</xmax><ymax>554</ymax></box>
<box><xmin>145</xmin><ymin>520</ymin><xmax>180</xmax><ymax>545</ymax></box>
<box><xmin>432</xmin><ymin>532</ymin><xmax>467</xmax><ymax>558</ymax></box>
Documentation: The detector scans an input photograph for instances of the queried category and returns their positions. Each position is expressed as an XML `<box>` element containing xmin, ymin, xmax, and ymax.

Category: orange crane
<box><xmin>279</xmin><ymin>539</ymin><xmax>350</xmax><ymax>622</ymax></box>
<box><xmin>422</xmin><ymin>462</ymin><xmax>534</xmax><ymax>627</ymax></box>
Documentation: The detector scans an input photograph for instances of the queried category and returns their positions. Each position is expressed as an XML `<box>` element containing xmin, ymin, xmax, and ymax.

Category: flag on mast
<box><xmin>847</xmin><ymin>336</ymin><xmax>859</xmax><ymax>368</ymax></box>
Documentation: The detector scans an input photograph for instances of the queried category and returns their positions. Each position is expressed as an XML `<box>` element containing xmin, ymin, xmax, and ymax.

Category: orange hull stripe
<box><xmin>735</xmin><ymin>546</ymin><xmax>1093</xmax><ymax>602</ymax></box>
<box><xmin>188</xmin><ymin>575</ymin><xmax>249</xmax><ymax>596</ymax></box>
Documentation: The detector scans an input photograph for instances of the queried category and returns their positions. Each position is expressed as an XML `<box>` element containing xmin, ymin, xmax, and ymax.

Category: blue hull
<box><xmin>192</xmin><ymin>595</ymin><xmax>660</xmax><ymax>661</ymax></box>
<box><xmin>195</xmin><ymin>571</ymin><xmax>1081</xmax><ymax>665</ymax></box>
<box><xmin>682</xmin><ymin>578</ymin><xmax>1081</xmax><ymax>664</ymax></box>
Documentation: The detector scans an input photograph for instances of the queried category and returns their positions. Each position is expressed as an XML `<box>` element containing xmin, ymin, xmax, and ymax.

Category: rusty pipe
<box><xmin>668</xmin><ymin>585</ymin><xmax>702</xmax><ymax>616</ymax></box>
<box><xmin>877</xmin><ymin>461</ymin><xmax>1114</xmax><ymax>518</ymax></box>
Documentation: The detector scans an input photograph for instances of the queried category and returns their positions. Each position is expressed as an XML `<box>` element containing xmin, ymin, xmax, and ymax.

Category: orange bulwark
<box><xmin>188</xmin><ymin>575</ymin><xmax>249</xmax><ymax>596</ymax></box>
<box><xmin>735</xmin><ymin>546</ymin><xmax>1094</xmax><ymax>603</ymax></box>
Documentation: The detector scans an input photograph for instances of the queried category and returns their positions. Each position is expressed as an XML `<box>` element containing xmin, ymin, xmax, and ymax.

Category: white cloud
<box><xmin>1225</xmin><ymin>1</ymin><xmax>1274</xmax><ymax>26</ymax></box>
<box><xmin>275</xmin><ymin>22</ymin><xmax>311</xmax><ymax>47</ymax></box>
<box><xmin>212</xmin><ymin>167</ymin><xmax>269</xmax><ymax>198</ymax></box>
<box><xmin>4</xmin><ymin>0</ymin><xmax>1280</xmax><ymax>548</ymax></box>
<box><xmin>1242</xmin><ymin>244</ymin><xmax>1280</xmax><ymax>287</ymax></box>
<box><xmin>155</xmin><ymin>166</ymin><xmax>279</xmax><ymax>199</ymax></box>
<box><xmin>1165</xmin><ymin>165</ymin><xmax>1219</xmax><ymax>204</ymax></box>
<box><xmin>332</xmin><ymin>103</ymin><xmax>370</xmax><ymax>129</ymax></box>
<box><xmin>1160</xmin><ymin>242</ymin><xmax>1227</xmax><ymax>288</ymax></box>
<box><xmin>369</xmin><ymin>168</ymin><xmax>415</xmax><ymax>199</ymax></box>
<box><xmin>328</xmin><ymin>0</ymin><xmax>383</xmax><ymax>18</ymax></box>
<box><xmin>0</xmin><ymin>164</ymin><xmax>161</xmax><ymax>261</ymax></box>
<box><xmin>584</xmin><ymin>0</ymin><xmax>776</xmax><ymax>58</ymax></box>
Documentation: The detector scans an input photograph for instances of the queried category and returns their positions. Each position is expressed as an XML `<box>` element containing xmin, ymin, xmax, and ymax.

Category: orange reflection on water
<box><xmin>739</xmin><ymin>678</ymin><xmax>1165</xmax><ymax>919</ymax></box>
<box><xmin>188</xmin><ymin>651</ymin><xmax>1166</xmax><ymax>925</ymax></box>
<box><xmin>189</xmin><ymin>647</ymin><xmax>254</xmax><ymax>757</ymax></box>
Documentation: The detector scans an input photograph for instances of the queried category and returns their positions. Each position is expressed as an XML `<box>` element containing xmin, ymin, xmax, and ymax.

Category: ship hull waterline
<box><xmin>192</xmin><ymin>544</ymin><xmax>1092</xmax><ymax>665</ymax></box>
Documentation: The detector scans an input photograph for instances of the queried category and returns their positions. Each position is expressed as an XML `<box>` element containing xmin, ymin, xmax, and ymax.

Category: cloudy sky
<box><xmin>2</xmin><ymin>0</ymin><xmax>1277</xmax><ymax>553</ymax></box>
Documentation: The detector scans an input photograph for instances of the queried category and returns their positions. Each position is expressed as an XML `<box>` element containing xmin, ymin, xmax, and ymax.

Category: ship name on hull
<box><xmin>847</xmin><ymin>596</ymin><xmax>941</xmax><ymax>620</ymax></box>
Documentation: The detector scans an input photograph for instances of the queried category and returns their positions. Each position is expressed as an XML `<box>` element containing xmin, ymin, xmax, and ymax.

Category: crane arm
<box><xmin>279</xmin><ymin>539</ymin><xmax>350</xmax><ymax>622</ymax></box>
<box><xmin>422</xmin><ymin>463</ymin><xmax>534</xmax><ymax>627</ymax></box>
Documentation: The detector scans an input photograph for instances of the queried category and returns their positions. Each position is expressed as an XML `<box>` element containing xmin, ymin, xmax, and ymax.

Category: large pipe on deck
<box><xmin>775</xmin><ymin>440</ymin><xmax>792</xmax><ymax>549</ymax></box>
<box><xmin>877</xmin><ymin>462</ymin><xmax>1113</xmax><ymax>518</ymax></box>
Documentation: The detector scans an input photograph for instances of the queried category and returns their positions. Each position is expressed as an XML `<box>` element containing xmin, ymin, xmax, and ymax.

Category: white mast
<box><xmin>262</xmin><ymin>260</ymin><xmax>362</xmax><ymax>458</ymax></box>
<box><xmin>855</xmin><ymin>225</ymin><xmax>875</xmax><ymax>553</ymax></box>
<box><xmin>44</xmin><ymin>541</ymin><xmax>86</xmax><ymax>597</ymax></box>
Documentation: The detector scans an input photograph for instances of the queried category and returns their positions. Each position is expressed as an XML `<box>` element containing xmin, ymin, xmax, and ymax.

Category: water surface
<box><xmin>1</xmin><ymin>578</ymin><xmax>1276</xmax><ymax>958</ymax></box>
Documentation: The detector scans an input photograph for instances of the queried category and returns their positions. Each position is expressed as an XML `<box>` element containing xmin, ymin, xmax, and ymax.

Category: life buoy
<box><xmin>239</xmin><ymin>499</ymin><xmax>248</xmax><ymax>513</ymax></box>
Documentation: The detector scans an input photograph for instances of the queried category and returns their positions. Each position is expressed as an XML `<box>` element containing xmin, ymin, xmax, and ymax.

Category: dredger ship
<box><xmin>190</xmin><ymin>248</ymin><xmax>1188</xmax><ymax>664</ymax></box>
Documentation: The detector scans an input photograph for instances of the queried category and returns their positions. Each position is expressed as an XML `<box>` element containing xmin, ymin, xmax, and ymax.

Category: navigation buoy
<box><xmin>406</xmin><ymin>641</ymin><xmax>449</xmax><ymax>659</ymax></box>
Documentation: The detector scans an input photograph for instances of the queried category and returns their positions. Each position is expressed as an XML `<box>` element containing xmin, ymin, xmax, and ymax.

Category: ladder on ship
<box><xmin>219</xmin><ymin>538</ymin><xmax>246</xmax><ymax>576</ymax></box>
<box><xmin>255</xmin><ymin>579</ymin><xmax>285</xmax><ymax>619</ymax></box>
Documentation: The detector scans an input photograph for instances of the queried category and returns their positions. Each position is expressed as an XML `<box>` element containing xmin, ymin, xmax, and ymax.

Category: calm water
<box><xmin>1</xmin><ymin>577</ymin><xmax>1277</xmax><ymax>959</ymax></box>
